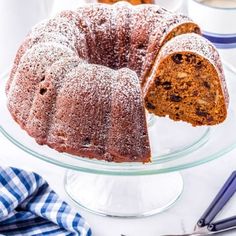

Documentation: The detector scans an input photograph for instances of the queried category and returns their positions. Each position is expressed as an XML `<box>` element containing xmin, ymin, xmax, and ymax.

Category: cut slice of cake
<box><xmin>144</xmin><ymin>33</ymin><xmax>229</xmax><ymax>126</ymax></box>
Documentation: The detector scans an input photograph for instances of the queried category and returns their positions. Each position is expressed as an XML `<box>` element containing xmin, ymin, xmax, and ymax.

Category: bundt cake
<box><xmin>6</xmin><ymin>2</ymin><xmax>228</xmax><ymax>163</ymax></box>
<box><xmin>144</xmin><ymin>33</ymin><xmax>228</xmax><ymax>126</ymax></box>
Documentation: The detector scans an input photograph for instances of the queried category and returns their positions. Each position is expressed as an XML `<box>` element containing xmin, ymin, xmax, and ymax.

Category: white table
<box><xmin>1</xmin><ymin>127</ymin><xmax>236</xmax><ymax>236</ymax></box>
<box><xmin>1</xmin><ymin>1</ymin><xmax>236</xmax><ymax>235</ymax></box>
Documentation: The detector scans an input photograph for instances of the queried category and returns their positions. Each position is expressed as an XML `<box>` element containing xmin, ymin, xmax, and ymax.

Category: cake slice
<box><xmin>144</xmin><ymin>33</ymin><xmax>229</xmax><ymax>126</ymax></box>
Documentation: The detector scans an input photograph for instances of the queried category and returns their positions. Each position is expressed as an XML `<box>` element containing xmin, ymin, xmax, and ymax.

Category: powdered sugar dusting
<box><xmin>6</xmin><ymin>2</ymin><xmax>225</xmax><ymax>162</ymax></box>
<box><xmin>45</xmin><ymin>62</ymin><xmax>150</xmax><ymax>162</ymax></box>
<box><xmin>7</xmin><ymin>43</ymin><xmax>76</xmax><ymax>129</ymax></box>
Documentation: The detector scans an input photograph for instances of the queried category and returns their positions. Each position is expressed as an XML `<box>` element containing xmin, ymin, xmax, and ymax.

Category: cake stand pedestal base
<box><xmin>64</xmin><ymin>170</ymin><xmax>183</xmax><ymax>218</ymax></box>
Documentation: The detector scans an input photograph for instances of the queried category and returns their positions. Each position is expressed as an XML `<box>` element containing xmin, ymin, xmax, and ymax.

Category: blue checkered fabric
<box><xmin>0</xmin><ymin>166</ymin><xmax>92</xmax><ymax>236</ymax></box>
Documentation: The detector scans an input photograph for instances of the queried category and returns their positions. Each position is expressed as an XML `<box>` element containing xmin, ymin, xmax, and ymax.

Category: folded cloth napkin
<box><xmin>0</xmin><ymin>166</ymin><xmax>92</xmax><ymax>236</ymax></box>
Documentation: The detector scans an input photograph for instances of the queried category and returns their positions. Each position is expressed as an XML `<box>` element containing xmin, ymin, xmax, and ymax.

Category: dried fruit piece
<box><xmin>203</xmin><ymin>81</ymin><xmax>211</xmax><ymax>89</ymax></box>
<box><xmin>172</xmin><ymin>54</ymin><xmax>183</xmax><ymax>64</ymax></box>
<box><xmin>170</xmin><ymin>94</ymin><xmax>182</xmax><ymax>102</ymax></box>
<box><xmin>207</xmin><ymin>116</ymin><xmax>213</xmax><ymax>122</ymax></box>
<box><xmin>146</xmin><ymin>101</ymin><xmax>156</xmax><ymax>109</ymax></box>
<box><xmin>196</xmin><ymin>61</ymin><xmax>203</xmax><ymax>69</ymax></box>
<box><xmin>196</xmin><ymin>108</ymin><xmax>208</xmax><ymax>117</ymax></box>
<box><xmin>155</xmin><ymin>77</ymin><xmax>161</xmax><ymax>86</ymax></box>
<box><xmin>162</xmin><ymin>81</ymin><xmax>172</xmax><ymax>90</ymax></box>
<box><xmin>194</xmin><ymin>27</ymin><xmax>201</xmax><ymax>34</ymax></box>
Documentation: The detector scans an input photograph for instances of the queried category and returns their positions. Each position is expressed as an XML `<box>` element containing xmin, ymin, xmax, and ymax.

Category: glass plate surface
<box><xmin>1</xmin><ymin>67</ymin><xmax>236</xmax><ymax>176</ymax></box>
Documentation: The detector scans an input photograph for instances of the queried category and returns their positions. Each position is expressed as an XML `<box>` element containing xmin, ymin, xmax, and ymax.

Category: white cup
<box><xmin>188</xmin><ymin>0</ymin><xmax>236</xmax><ymax>49</ymax></box>
<box><xmin>0</xmin><ymin>0</ymin><xmax>54</xmax><ymax>75</ymax></box>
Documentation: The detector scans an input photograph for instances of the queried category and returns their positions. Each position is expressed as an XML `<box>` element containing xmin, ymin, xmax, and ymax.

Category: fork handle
<box><xmin>208</xmin><ymin>216</ymin><xmax>236</xmax><ymax>231</ymax></box>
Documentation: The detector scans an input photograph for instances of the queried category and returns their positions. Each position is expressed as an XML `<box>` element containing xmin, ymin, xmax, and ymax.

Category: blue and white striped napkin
<box><xmin>0</xmin><ymin>166</ymin><xmax>92</xmax><ymax>236</ymax></box>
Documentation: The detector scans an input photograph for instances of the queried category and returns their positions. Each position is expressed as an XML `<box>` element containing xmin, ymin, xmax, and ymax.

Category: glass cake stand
<box><xmin>1</xmin><ymin>66</ymin><xmax>236</xmax><ymax>218</ymax></box>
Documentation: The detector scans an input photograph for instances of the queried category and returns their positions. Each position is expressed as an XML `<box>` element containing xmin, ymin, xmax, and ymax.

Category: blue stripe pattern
<box><xmin>203</xmin><ymin>31</ymin><xmax>236</xmax><ymax>49</ymax></box>
<box><xmin>0</xmin><ymin>167</ymin><xmax>92</xmax><ymax>236</ymax></box>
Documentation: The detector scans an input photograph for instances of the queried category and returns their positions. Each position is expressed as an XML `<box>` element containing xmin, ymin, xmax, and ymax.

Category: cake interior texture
<box><xmin>144</xmin><ymin>52</ymin><xmax>227</xmax><ymax>126</ymax></box>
